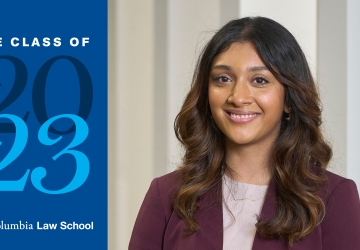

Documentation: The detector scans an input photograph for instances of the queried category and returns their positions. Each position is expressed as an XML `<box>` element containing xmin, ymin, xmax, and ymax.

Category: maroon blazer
<box><xmin>129</xmin><ymin>170</ymin><xmax>360</xmax><ymax>249</ymax></box>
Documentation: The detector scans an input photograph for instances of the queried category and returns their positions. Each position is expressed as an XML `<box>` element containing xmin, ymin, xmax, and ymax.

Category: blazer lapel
<box><xmin>195</xmin><ymin>180</ymin><xmax>223</xmax><ymax>250</ymax></box>
<box><xmin>252</xmin><ymin>178</ymin><xmax>289</xmax><ymax>250</ymax></box>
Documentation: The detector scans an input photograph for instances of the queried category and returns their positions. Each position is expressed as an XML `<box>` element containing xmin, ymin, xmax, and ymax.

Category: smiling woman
<box><xmin>209</xmin><ymin>42</ymin><xmax>287</xmax><ymax>176</ymax></box>
<box><xmin>129</xmin><ymin>17</ymin><xmax>360</xmax><ymax>250</ymax></box>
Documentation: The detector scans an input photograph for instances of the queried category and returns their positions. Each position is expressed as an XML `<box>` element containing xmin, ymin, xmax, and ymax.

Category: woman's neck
<box><xmin>225</xmin><ymin>140</ymin><xmax>273</xmax><ymax>185</ymax></box>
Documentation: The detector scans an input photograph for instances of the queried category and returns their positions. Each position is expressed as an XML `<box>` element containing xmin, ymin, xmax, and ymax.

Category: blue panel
<box><xmin>0</xmin><ymin>1</ymin><xmax>107</xmax><ymax>249</ymax></box>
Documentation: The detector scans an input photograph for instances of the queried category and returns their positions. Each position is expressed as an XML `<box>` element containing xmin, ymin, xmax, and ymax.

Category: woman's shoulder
<box><xmin>149</xmin><ymin>170</ymin><xmax>181</xmax><ymax>205</ymax></box>
<box><xmin>317</xmin><ymin>168</ymin><xmax>360</xmax><ymax>248</ymax></box>
<box><xmin>319</xmin><ymin>168</ymin><xmax>359</xmax><ymax>204</ymax></box>
<box><xmin>155</xmin><ymin>169</ymin><xmax>181</xmax><ymax>190</ymax></box>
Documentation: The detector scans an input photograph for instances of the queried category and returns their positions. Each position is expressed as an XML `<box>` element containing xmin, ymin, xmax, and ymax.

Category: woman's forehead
<box><xmin>211</xmin><ymin>42</ymin><xmax>266</xmax><ymax>69</ymax></box>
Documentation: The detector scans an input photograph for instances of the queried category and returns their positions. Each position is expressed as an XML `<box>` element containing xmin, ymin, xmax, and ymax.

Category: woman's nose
<box><xmin>227</xmin><ymin>80</ymin><xmax>253</xmax><ymax>106</ymax></box>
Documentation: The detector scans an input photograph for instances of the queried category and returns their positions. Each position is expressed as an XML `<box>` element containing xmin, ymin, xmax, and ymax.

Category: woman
<box><xmin>129</xmin><ymin>17</ymin><xmax>360</xmax><ymax>249</ymax></box>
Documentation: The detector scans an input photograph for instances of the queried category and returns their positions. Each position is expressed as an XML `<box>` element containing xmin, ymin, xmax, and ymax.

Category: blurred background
<box><xmin>109</xmin><ymin>0</ymin><xmax>360</xmax><ymax>249</ymax></box>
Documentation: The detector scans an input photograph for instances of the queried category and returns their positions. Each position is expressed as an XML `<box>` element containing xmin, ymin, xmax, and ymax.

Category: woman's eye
<box><xmin>253</xmin><ymin>77</ymin><xmax>269</xmax><ymax>85</ymax></box>
<box><xmin>214</xmin><ymin>76</ymin><xmax>231</xmax><ymax>83</ymax></box>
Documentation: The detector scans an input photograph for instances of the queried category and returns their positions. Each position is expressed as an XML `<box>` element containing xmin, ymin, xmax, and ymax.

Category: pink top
<box><xmin>222</xmin><ymin>174</ymin><xmax>268</xmax><ymax>250</ymax></box>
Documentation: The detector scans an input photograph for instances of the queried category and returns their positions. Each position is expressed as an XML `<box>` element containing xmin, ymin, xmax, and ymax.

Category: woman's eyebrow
<box><xmin>247</xmin><ymin>66</ymin><xmax>268</xmax><ymax>72</ymax></box>
<box><xmin>212</xmin><ymin>64</ymin><xmax>231</xmax><ymax>70</ymax></box>
<box><xmin>211</xmin><ymin>65</ymin><xmax>268</xmax><ymax>72</ymax></box>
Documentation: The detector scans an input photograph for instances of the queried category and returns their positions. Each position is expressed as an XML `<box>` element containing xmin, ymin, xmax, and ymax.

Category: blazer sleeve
<box><xmin>129</xmin><ymin>178</ymin><xmax>167</xmax><ymax>250</ymax></box>
<box><xmin>321</xmin><ymin>179</ymin><xmax>360</xmax><ymax>249</ymax></box>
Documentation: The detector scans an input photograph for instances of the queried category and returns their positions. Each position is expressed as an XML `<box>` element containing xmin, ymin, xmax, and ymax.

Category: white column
<box><xmin>347</xmin><ymin>0</ymin><xmax>360</xmax><ymax>186</ymax></box>
<box><xmin>221</xmin><ymin>0</ymin><xmax>240</xmax><ymax>25</ymax></box>
<box><xmin>239</xmin><ymin>0</ymin><xmax>317</xmax><ymax>76</ymax></box>
<box><xmin>317</xmin><ymin>0</ymin><xmax>347</xmax><ymax>177</ymax></box>
<box><xmin>153</xmin><ymin>0</ymin><xmax>168</xmax><ymax>177</ymax></box>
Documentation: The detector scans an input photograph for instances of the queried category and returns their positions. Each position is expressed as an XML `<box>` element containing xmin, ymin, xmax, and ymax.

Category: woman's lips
<box><xmin>225</xmin><ymin>111</ymin><xmax>260</xmax><ymax>124</ymax></box>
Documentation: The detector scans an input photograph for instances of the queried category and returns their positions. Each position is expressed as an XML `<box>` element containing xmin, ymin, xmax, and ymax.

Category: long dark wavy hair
<box><xmin>173</xmin><ymin>16</ymin><xmax>332</xmax><ymax>246</ymax></box>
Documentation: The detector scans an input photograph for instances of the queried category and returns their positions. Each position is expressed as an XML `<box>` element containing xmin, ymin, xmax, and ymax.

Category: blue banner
<box><xmin>0</xmin><ymin>1</ymin><xmax>107</xmax><ymax>249</ymax></box>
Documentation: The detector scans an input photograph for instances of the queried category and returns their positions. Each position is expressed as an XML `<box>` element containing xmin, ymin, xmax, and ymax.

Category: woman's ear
<box><xmin>283</xmin><ymin>91</ymin><xmax>290</xmax><ymax>114</ymax></box>
<box><xmin>284</xmin><ymin>105</ymin><xmax>290</xmax><ymax>114</ymax></box>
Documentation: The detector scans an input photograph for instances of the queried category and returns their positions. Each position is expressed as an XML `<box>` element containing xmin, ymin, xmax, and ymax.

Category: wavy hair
<box><xmin>173</xmin><ymin>17</ymin><xmax>332</xmax><ymax>246</ymax></box>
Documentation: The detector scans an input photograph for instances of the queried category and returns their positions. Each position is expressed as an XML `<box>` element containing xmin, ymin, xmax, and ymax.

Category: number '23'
<box><xmin>0</xmin><ymin>114</ymin><xmax>89</xmax><ymax>194</ymax></box>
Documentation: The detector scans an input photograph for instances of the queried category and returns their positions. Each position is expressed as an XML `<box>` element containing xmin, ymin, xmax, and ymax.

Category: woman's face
<box><xmin>208</xmin><ymin>42</ymin><xmax>287</xmax><ymax>148</ymax></box>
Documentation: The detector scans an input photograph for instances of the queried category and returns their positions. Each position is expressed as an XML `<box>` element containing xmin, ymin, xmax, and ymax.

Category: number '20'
<box><xmin>0</xmin><ymin>56</ymin><xmax>93</xmax><ymax>194</ymax></box>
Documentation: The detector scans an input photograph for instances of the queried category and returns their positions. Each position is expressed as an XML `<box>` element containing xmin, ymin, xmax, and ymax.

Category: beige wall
<box><xmin>109</xmin><ymin>0</ymin><xmax>155</xmax><ymax>249</ymax></box>
<box><xmin>167</xmin><ymin>0</ymin><xmax>222</xmax><ymax>171</ymax></box>
<box><xmin>109</xmin><ymin>1</ymin><xmax>359</xmax><ymax>249</ymax></box>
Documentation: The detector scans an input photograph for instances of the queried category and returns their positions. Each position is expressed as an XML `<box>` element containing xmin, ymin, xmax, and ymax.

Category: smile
<box><xmin>225</xmin><ymin>111</ymin><xmax>260</xmax><ymax>124</ymax></box>
<box><xmin>230</xmin><ymin>113</ymin><xmax>257</xmax><ymax>119</ymax></box>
